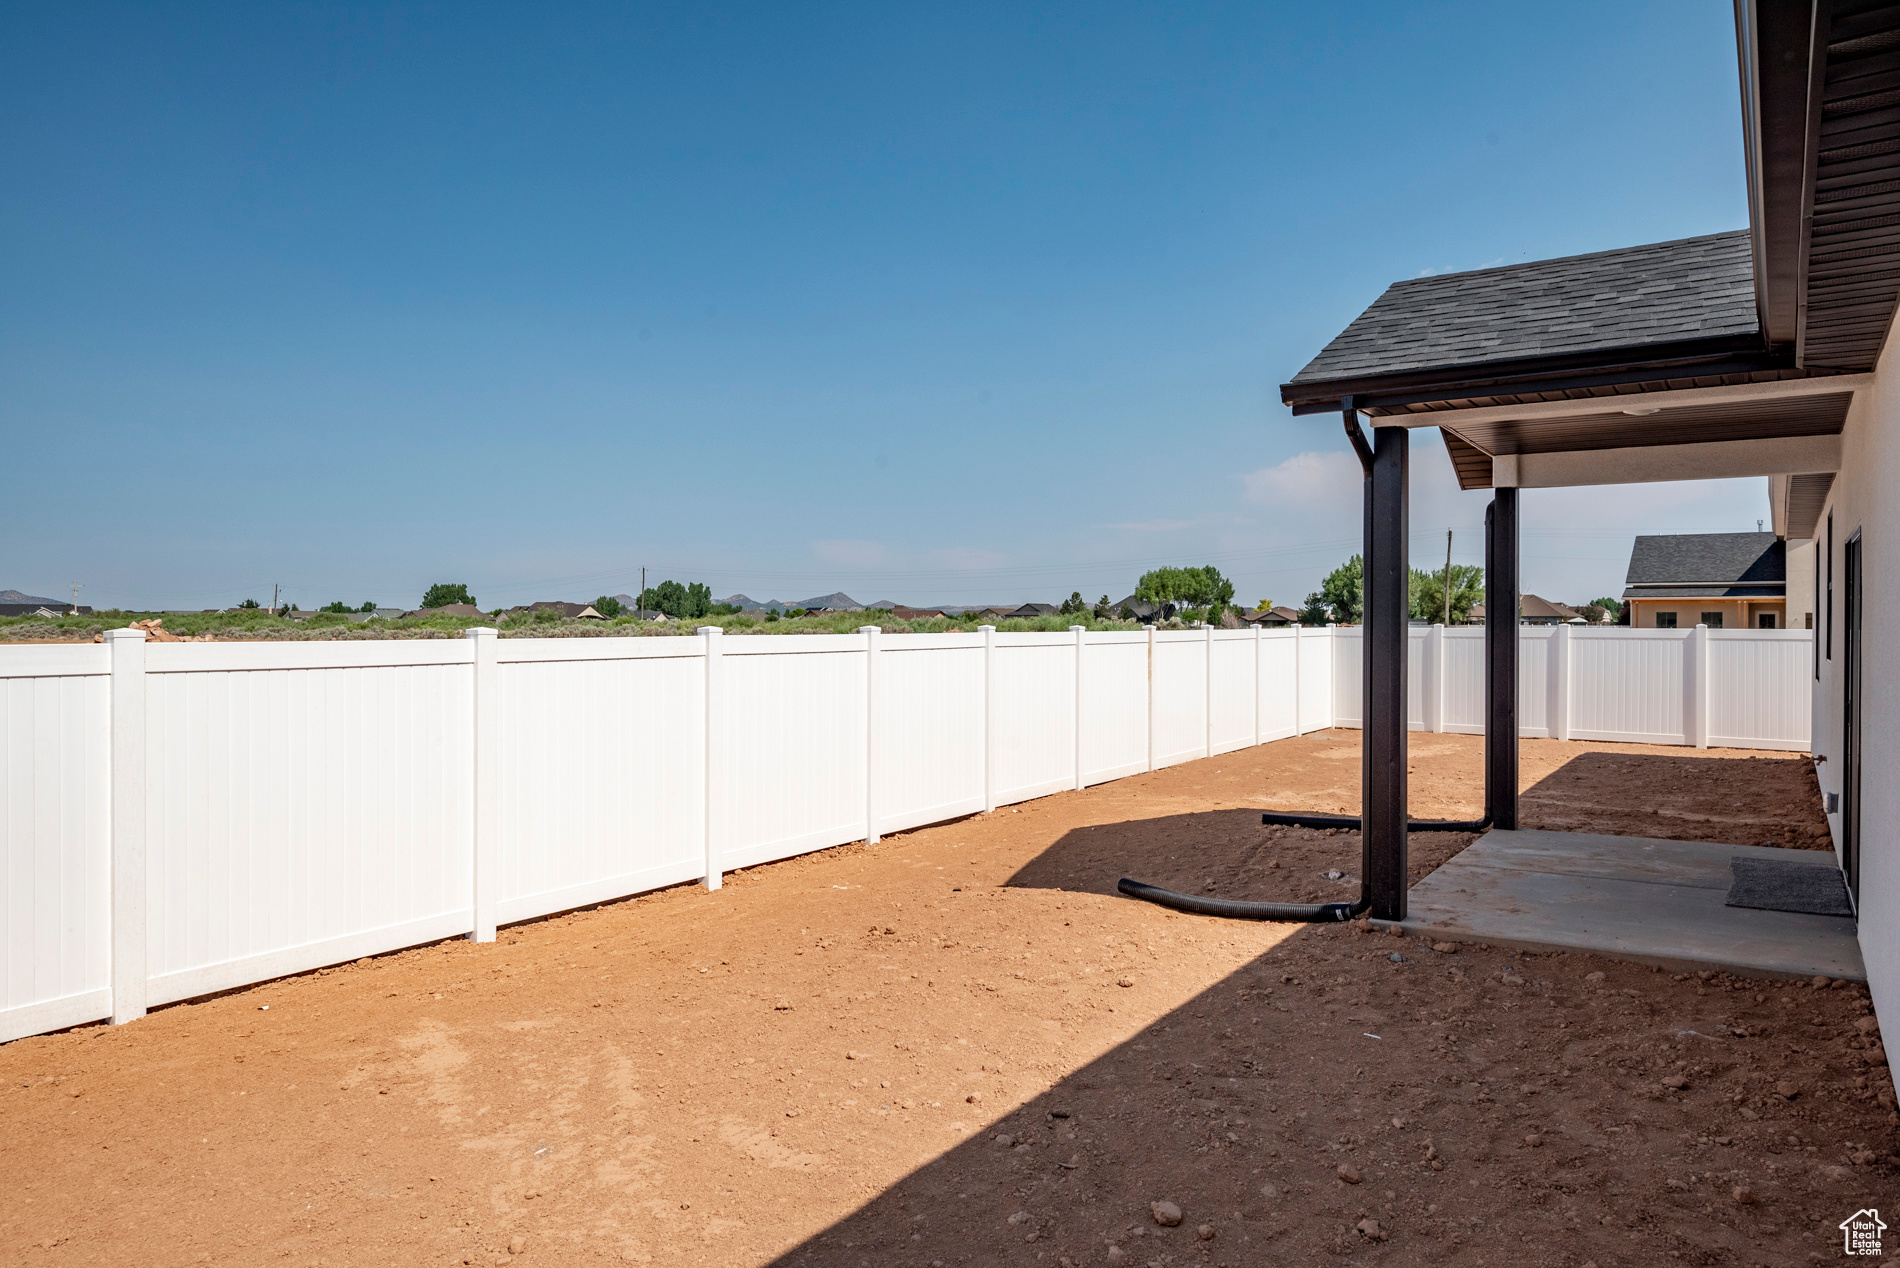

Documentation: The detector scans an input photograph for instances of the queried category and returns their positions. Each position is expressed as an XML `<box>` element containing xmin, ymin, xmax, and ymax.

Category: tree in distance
<box><xmin>421</xmin><ymin>583</ymin><xmax>475</xmax><ymax>609</ymax></box>
<box><xmin>1058</xmin><ymin>591</ymin><xmax>1087</xmax><ymax>616</ymax></box>
<box><xmin>1092</xmin><ymin>594</ymin><xmax>1113</xmax><ymax>620</ymax></box>
<box><xmin>320</xmin><ymin>600</ymin><xmax>353</xmax><ymax>614</ymax></box>
<box><xmin>593</xmin><ymin>595</ymin><xmax>624</xmax><ymax>618</ymax></box>
<box><xmin>1312</xmin><ymin>556</ymin><xmax>1364</xmax><ymax>624</ymax></box>
<box><xmin>238</xmin><ymin>598</ymin><xmax>261</xmax><ymax>609</ymax></box>
<box><xmin>1298</xmin><ymin>592</ymin><xmax>1332</xmax><ymax>624</ymax></box>
<box><xmin>1585</xmin><ymin>596</ymin><xmax>1626</xmax><ymax>624</ymax></box>
<box><xmin>1134</xmin><ymin>565</ymin><xmax>1236</xmax><ymax>617</ymax></box>
<box><xmin>1409</xmin><ymin>564</ymin><xmax>1484</xmax><ymax>624</ymax></box>
<box><xmin>639</xmin><ymin>580</ymin><xmax>714</xmax><ymax>619</ymax></box>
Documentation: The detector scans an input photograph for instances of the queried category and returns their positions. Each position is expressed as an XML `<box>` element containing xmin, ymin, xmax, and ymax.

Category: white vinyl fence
<box><xmin>1</xmin><ymin>622</ymin><xmax>1807</xmax><ymax>1043</ymax></box>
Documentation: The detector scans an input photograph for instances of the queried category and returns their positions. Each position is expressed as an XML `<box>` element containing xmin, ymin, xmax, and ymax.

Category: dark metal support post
<box><xmin>1484</xmin><ymin>488</ymin><xmax>1519</xmax><ymax>829</ymax></box>
<box><xmin>1365</xmin><ymin>425</ymin><xmax>1409</xmax><ymax>921</ymax></box>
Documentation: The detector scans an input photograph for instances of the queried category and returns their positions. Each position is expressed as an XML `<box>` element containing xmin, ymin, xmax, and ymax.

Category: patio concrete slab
<box><xmin>1369</xmin><ymin>828</ymin><xmax>1865</xmax><ymax>981</ymax></box>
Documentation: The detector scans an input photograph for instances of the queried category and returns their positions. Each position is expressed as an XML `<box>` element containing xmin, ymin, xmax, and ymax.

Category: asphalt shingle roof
<box><xmin>1621</xmin><ymin>532</ymin><xmax>1785</xmax><ymax>599</ymax></box>
<box><xmin>1288</xmin><ymin>231</ymin><xmax>1759</xmax><ymax>386</ymax></box>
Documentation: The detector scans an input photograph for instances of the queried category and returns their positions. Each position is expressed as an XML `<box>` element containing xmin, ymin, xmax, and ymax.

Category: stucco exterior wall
<box><xmin>1811</xmin><ymin>327</ymin><xmax>1900</xmax><ymax>1039</ymax></box>
<box><xmin>1786</xmin><ymin>538</ymin><xmax>1816</xmax><ymax>631</ymax></box>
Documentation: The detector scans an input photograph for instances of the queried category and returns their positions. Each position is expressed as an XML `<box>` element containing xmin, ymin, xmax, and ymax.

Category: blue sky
<box><xmin>3</xmin><ymin>2</ymin><xmax>1767</xmax><ymax>611</ymax></box>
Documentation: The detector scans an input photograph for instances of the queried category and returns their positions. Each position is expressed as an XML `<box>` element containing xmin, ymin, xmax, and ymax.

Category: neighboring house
<box><xmin>1242</xmin><ymin>605</ymin><xmax>1303</xmax><ymax>627</ymax></box>
<box><xmin>371</xmin><ymin>608</ymin><xmax>407</xmax><ymax>619</ymax></box>
<box><xmin>0</xmin><ymin>590</ymin><xmax>76</xmax><ymax>617</ymax></box>
<box><xmin>1008</xmin><ymin>603</ymin><xmax>1060</xmax><ymax>619</ymax></box>
<box><xmin>1467</xmin><ymin>603</ymin><xmax>1485</xmax><ymax>625</ymax></box>
<box><xmin>1112</xmin><ymin>596</ymin><xmax>1177</xmax><ymax>623</ymax></box>
<box><xmin>890</xmin><ymin>606</ymin><xmax>945</xmax><ymax>620</ymax></box>
<box><xmin>505</xmin><ymin>601</ymin><xmax>606</xmax><ymax>620</ymax></box>
<box><xmin>1620</xmin><ymin>533</ymin><xmax>1786</xmax><ymax>630</ymax></box>
<box><xmin>1519</xmin><ymin>594</ymin><xmax>1582</xmax><ymax>625</ymax></box>
<box><xmin>0</xmin><ymin>598</ymin><xmax>89</xmax><ymax>617</ymax></box>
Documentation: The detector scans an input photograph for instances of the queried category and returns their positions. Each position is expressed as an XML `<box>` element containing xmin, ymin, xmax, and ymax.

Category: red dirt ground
<box><xmin>1</xmin><ymin>732</ymin><xmax>1886</xmax><ymax>1268</ymax></box>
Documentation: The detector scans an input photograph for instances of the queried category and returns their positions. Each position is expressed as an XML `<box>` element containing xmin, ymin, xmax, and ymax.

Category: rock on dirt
<box><xmin>1150</xmin><ymin>1201</ymin><xmax>1182</xmax><ymax>1227</ymax></box>
<box><xmin>1356</xmin><ymin>1217</ymin><xmax>1386</xmax><ymax>1240</ymax></box>
<box><xmin>1337</xmin><ymin>1164</ymin><xmax>1363</xmax><ymax>1184</ymax></box>
<box><xmin>1195</xmin><ymin>1224</ymin><xmax>1214</xmax><ymax>1241</ymax></box>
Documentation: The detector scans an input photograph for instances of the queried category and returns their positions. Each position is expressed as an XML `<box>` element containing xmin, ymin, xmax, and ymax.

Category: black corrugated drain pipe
<box><xmin>1119</xmin><ymin>399</ymin><xmax>1400</xmax><ymax>924</ymax></box>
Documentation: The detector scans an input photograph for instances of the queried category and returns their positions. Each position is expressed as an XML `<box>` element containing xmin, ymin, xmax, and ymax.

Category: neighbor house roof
<box><xmin>1286</xmin><ymin>231</ymin><xmax>1760</xmax><ymax>393</ymax></box>
<box><xmin>1621</xmin><ymin>532</ymin><xmax>1785</xmax><ymax>600</ymax></box>
<box><xmin>1519</xmin><ymin>594</ymin><xmax>1581</xmax><ymax>623</ymax></box>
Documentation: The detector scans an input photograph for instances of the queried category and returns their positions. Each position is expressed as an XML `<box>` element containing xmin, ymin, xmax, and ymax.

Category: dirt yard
<box><xmin>2</xmin><ymin>732</ymin><xmax>1887</xmax><ymax>1268</ymax></box>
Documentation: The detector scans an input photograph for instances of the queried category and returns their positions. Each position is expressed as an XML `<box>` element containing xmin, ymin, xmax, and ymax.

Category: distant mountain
<box><xmin>0</xmin><ymin>590</ymin><xmax>61</xmax><ymax>605</ymax></box>
<box><xmin>793</xmin><ymin>592</ymin><xmax>862</xmax><ymax>611</ymax></box>
<box><xmin>717</xmin><ymin>592</ymin><xmax>864</xmax><ymax>612</ymax></box>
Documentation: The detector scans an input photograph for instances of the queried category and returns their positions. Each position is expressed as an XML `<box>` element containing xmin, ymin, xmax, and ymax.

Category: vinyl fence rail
<box><xmin>0</xmin><ymin>621</ymin><xmax>1807</xmax><ymax>1043</ymax></box>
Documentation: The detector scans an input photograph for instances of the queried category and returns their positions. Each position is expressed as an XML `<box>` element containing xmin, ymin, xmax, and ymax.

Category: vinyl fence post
<box><xmin>1552</xmin><ymin>623</ymin><xmax>1573</xmax><ymax>742</ymax></box>
<box><xmin>862</xmin><ymin>625</ymin><xmax>881</xmax><ymax>842</ymax></box>
<box><xmin>1330</xmin><ymin>625</ymin><xmax>1340</xmax><ymax>728</ymax></box>
<box><xmin>465</xmin><ymin>627</ymin><xmax>500</xmax><ymax>942</ymax></box>
<box><xmin>105</xmin><ymin>628</ymin><xmax>148</xmax><ymax>1026</ymax></box>
<box><xmin>1144</xmin><ymin>625</ymin><xmax>1156</xmax><ymax>773</ymax></box>
<box><xmin>1203</xmin><ymin>623</ymin><xmax>1215</xmax><ymax>758</ymax></box>
<box><xmin>1071</xmin><ymin>625</ymin><xmax>1086</xmax><ymax>791</ymax></box>
<box><xmin>699</xmin><ymin>626</ymin><xmax>725</xmax><ymax>889</ymax></box>
<box><xmin>1252</xmin><ymin>623</ymin><xmax>1262</xmax><ymax>746</ymax></box>
<box><xmin>1293</xmin><ymin>624</ymin><xmax>1304</xmax><ymax>736</ymax></box>
<box><xmin>980</xmin><ymin>626</ymin><xmax>997</xmax><ymax>812</ymax></box>
<box><xmin>1691</xmin><ymin>623</ymin><xmax>1710</xmax><ymax>749</ymax></box>
<box><xmin>1426</xmin><ymin>623</ymin><xmax>1445</xmax><ymax>734</ymax></box>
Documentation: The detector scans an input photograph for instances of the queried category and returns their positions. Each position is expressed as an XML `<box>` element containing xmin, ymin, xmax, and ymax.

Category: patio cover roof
<box><xmin>1278</xmin><ymin>0</ymin><xmax>1900</xmax><ymax>497</ymax></box>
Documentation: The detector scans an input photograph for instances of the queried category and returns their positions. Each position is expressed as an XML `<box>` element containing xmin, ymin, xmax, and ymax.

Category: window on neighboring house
<box><xmin>1758</xmin><ymin>613</ymin><xmax>1777</xmax><ymax>629</ymax></box>
<box><xmin>1700</xmin><ymin>612</ymin><xmax>1724</xmax><ymax>629</ymax></box>
<box><xmin>1655</xmin><ymin>612</ymin><xmax>1678</xmax><ymax>629</ymax></box>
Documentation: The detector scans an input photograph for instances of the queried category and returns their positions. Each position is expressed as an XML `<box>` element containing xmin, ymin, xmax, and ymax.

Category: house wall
<box><xmin>1810</xmin><ymin>325</ymin><xmax>1900</xmax><ymax>1059</ymax></box>
<box><xmin>1628</xmin><ymin>598</ymin><xmax>1785</xmax><ymax>629</ymax></box>
<box><xmin>1786</xmin><ymin>539</ymin><xmax>1817</xmax><ymax>630</ymax></box>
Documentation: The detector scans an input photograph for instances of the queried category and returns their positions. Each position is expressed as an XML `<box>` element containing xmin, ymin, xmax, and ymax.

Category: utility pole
<box><xmin>271</xmin><ymin>583</ymin><xmax>279</xmax><ymax>616</ymax></box>
<box><xmin>1442</xmin><ymin>530</ymin><xmax>1453</xmax><ymax>626</ymax></box>
<box><xmin>70</xmin><ymin>581</ymin><xmax>80</xmax><ymax>615</ymax></box>
<box><xmin>641</xmin><ymin>567</ymin><xmax>646</xmax><ymax>611</ymax></box>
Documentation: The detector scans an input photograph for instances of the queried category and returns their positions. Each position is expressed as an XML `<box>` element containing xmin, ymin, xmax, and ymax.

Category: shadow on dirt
<box><xmin>761</xmin><ymin>915</ymin><xmax>1438</xmax><ymax>1267</ymax></box>
<box><xmin>1000</xmin><ymin>809</ymin><xmax>1474</xmax><ymax>906</ymax></box>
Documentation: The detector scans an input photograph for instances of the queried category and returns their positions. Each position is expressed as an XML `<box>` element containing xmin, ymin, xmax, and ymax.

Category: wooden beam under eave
<box><xmin>1492</xmin><ymin>433</ymin><xmax>1842</xmax><ymax>489</ymax></box>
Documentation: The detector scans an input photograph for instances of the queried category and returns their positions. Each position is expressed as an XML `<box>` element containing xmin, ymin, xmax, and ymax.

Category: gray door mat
<box><xmin>1726</xmin><ymin>856</ymin><xmax>1855</xmax><ymax>917</ymax></box>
